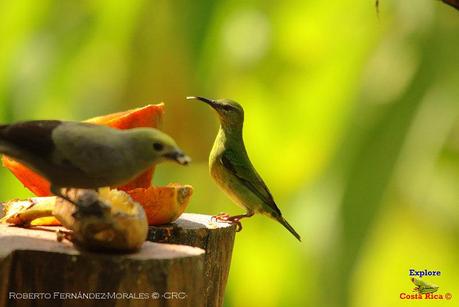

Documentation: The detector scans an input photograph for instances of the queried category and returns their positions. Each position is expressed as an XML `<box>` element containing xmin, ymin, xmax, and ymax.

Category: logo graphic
<box><xmin>399</xmin><ymin>269</ymin><xmax>452</xmax><ymax>300</ymax></box>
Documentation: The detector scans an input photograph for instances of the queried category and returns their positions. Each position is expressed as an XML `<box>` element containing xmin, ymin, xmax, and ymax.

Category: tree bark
<box><xmin>0</xmin><ymin>224</ymin><xmax>205</xmax><ymax>307</ymax></box>
<box><xmin>148</xmin><ymin>213</ymin><xmax>236</xmax><ymax>307</ymax></box>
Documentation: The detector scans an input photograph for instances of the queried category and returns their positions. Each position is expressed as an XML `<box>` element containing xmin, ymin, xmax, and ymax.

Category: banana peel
<box><xmin>1</xmin><ymin>188</ymin><xmax>148</xmax><ymax>252</ymax></box>
<box><xmin>0</xmin><ymin>197</ymin><xmax>58</xmax><ymax>226</ymax></box>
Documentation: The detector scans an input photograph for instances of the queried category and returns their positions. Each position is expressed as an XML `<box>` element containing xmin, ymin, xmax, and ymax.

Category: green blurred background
<box><xmin>1</xmin><ymin>1</ymin><xmax>458</xmax><ymax>306</ymax></box>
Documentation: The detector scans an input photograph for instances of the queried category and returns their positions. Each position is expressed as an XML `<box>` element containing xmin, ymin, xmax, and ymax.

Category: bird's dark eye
<box><xmin>153</xmin><ymin>142</ymin><xmax>164</xmax><ymax>151</ymax></box>
<box><xmin>222</xmin><ymin>105</ymin><xmax>233</xmax><ymax>112</ymax></box>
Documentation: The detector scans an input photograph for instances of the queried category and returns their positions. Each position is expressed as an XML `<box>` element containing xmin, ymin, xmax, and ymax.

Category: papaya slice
<box><xmin>86</xmin><ymin>103</ymin><xmax>163</xmax><ymax>129</ymax></box>
<box><xmin>2</xmin><ymin>157</ymin><xmax>51</xmax><ymax>197</ymax></box>
<box><xmin>127</xmin><ymin>184</ymin><xmax>193</xmax><ymax>225</ymax></box>
<box><xmin>2</xmin><ymin>104</ymin><xmax>164</xmax><ymax>196</ymax></box>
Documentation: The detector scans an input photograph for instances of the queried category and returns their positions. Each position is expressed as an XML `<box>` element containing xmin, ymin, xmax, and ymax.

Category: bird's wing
<box><xmin>52</xmin><ymin>122</ymin><xmax>127</xmax><ymax>176</ymax></box>
<box><xmin>221</xmin><ymin>149</ymin><xmax>281</xmax><ymax>216</ymax></box>
<box><xmin>0</xmin><ymin>120</ymin><xmax>61</xmax><ymax>157</ymax></box>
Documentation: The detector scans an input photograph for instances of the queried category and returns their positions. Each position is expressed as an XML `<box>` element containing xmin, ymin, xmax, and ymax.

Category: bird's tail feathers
<box><xmin>277</xmin><ymin>216</ymin><xmax>301</xmax><ymax>242</ymax></box>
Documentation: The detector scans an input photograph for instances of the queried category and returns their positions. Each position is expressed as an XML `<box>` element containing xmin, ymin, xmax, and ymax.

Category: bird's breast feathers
<box><xmin>210</xmin><ymin>154</ymin><xmax>264</xmax><ymax>212</ymax></box>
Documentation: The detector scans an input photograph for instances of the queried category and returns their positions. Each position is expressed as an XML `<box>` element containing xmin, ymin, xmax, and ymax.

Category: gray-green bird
<box><xmin>187</xmin><ymin>96</ymin><xmax>301</xmax><ymax>241</ymax></box>
<box><xmin>0</xmin><ymin>120</ymin><xmax>190</xmax><ymax>199</ymax></box>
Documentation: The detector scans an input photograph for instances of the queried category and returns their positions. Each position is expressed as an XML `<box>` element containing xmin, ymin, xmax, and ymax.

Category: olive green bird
<box><xmin>187</xmin><ymin>96</ymin><xmax>301</xmax><ymax>241</ymax></box>
<box><xmin>0</xmin><ymin>120</ymin><xmax>190</xmax><ymax>202</ymax></box>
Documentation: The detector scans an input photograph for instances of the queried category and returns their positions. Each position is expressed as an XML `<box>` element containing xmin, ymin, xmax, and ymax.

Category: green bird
<box><xmin>187</xmin><ymin>96</ymin><xmax>301</xmax><ymax>241</ymax></box>
<box><xmin>0</xmin><ymin>120</ymin><xmax>190</xmax><ymax>201</ymax></box>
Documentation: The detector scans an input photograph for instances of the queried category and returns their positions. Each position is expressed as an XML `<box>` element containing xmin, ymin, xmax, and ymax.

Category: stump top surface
<box><xmin>156</xmin><ymin>213</ymin><xmax>234</xmax><ymax>230</ymax></box>
<box><xmin>0</xmin><ymin>224</ymin><xmax>204</xmax><ymax>260</ymax></box>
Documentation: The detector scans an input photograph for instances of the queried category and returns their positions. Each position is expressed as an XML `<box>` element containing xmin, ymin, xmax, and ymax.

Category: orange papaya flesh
<box><xmin>127</xmin><ymin>184</ymin><xmax>193</xmax><ymax>225</ymax></box>
<box><xmin>86</xmin><ymin>103</ymin><xmax>164</xmax><ymax>129</ymax></box>
<box><xmin>2</xmin><ymin>156</ymin><xmax>51</xmax><ymax>197</ymax></box>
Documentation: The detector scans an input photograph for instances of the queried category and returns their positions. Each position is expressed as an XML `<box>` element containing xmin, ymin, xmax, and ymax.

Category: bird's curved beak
<box><xmin>164</xmin><ymin>150</ymin><xmax>191</xmax><ymax>165</ymax></box>
<box><xmin>186</xmin><ymin>96</ymin><xmax>218</xmax><ymax>109</ymax></box>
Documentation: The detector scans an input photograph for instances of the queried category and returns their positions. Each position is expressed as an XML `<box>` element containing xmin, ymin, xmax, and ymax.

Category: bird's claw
<box><xmin>211</xmin><ymin>213</ymin><xmax>243</xmax><ymax>231</ymax></box>
<box><xmin>230</xmin><ymin>219</ymin><xmax>243</xmax><ymax>232</ymax></box>
<box><xmin>211</xmin><ymin>212</ymin><xmax>230</xmax><ymax>222</ymax></box>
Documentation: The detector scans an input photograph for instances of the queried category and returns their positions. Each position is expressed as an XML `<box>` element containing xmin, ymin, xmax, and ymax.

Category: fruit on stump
<box><xmin>128</xmin><ymin>184</ymin><xmax>193</xmax><ymax>225</ymax></box>
<box><xmin>1</xmin><ymin>189</ymin><xmax>148</xmax><ymax>252</ymax></box>
<box><xmin>54</xmin><ymin>188</ymin><xmax>148</xmax><ymax>252</ymax></box>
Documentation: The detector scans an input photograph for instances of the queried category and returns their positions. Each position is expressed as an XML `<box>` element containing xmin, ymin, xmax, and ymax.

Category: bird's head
<box><xmin>128</xmin><ymin>128</ymin><xmax>191</xmax><ymax>165</ymax></box>
<box><xmin>187</xmin><ymin>96</ymin><xmax>244</xmax><ymax>127</ymax></box>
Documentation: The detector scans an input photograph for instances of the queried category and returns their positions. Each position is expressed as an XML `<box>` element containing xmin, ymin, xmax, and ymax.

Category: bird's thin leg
<box><xmin>50</xmin><ymin>185</ymin><xmax>78</xmax><ymax>206</ymax></box>
<box><xmin>227</xmin><ymin>211</ymin><xmax>254</xmax><ymax>232</ymax></box>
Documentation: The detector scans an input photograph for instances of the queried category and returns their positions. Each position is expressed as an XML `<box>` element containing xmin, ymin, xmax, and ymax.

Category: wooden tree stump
<box><xmin>148</xmin><ymin>213</ymin><xmax>237</xmax><ymax>307</ymax></box>
<box><xmin>0</xmin><ymin>224</ymin><xmax>205</xmax><ymax>307</ymax></box>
